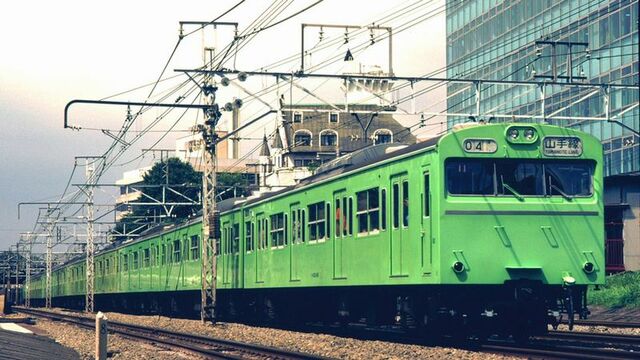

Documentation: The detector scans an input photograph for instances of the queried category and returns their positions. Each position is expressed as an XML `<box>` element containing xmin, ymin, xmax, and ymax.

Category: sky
<box><xmin>0</xmin><ymin>0</ymin><xmax>446</xmax><ymax>251</ymax></box>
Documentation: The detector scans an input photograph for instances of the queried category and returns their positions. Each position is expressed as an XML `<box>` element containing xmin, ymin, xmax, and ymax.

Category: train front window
<box><xmin>446</xmin><ymin>159</ymin><xmax>594</xmax><ymax>197</ymax></box>
<box><xmin>545</xmin><ymin>162</ymin><xmax>593</xmax><ymax>196</ymax></box>
<box><xmin>446</xmin><ymin>160</ymin><xmax>494</xmax><ymax>195</ymax></box>
<box><xmin>495</xmin><ymin>162</ymin><xmax>544</xmax><ymax>196</ymax></box>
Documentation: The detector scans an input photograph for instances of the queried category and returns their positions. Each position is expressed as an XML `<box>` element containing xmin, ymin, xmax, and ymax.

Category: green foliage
<box><xmin>140</xmin><ymin>157</ymin><xmax>201</xmax><ymax>218</ymax></box>
<box><xmin>588</xmin><ymin>272</ymin><xmax>640</xmax><ymax>308</ymax></box>
<box><xmin>217</xmin><ymin>172</ymin><xmax>251</xmax><ymax>199</ymax></box>
<box><xmin>111</xmin><ymin>158</ymin><xmax>201</xmax><ymax>240</ymax></box>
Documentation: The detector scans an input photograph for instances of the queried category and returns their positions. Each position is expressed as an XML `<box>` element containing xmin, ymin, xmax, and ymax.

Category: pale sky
<box><xmin>0</xmin><ymin>0</ymin><xmax>446</xmax><ymax>250</ymax></box>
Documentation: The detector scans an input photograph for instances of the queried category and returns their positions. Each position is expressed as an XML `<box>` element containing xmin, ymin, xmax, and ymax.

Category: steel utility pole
<box><xmin>25</xmin><ymin>235</ymin><xmax>31</xmax><ymax>307</ymax></box>
<box><xmin>534</xmin><ymin>40</ymin><xmax>588</xmax><ymax>82</ymax></box>
<box><xmin>45</xmin><ymin>220</ymin><xmax>53</xmax><ymax>308</ymax></box>
<box><xmin>197</xmin><ymin>77</ymin><xmax>221</xmax><ymax>323</ymax></box>
<box><xmin>81</xmin><ymin>157</ymin><xmax>101</xmax><ymax>313</ymax></box>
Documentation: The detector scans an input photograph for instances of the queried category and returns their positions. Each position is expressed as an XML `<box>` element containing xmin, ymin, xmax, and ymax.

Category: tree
<box><xmin>111</xmin><ymin>158</ymin><xmax>201</xmax><ymax>240</ymax></box>
<box><xmin>139</xmin><ymin>157</ymin><xmax>202</xmax><ymax>219</ymax></box>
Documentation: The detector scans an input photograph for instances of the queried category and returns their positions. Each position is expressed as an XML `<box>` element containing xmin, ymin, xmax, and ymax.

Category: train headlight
<box><xmin>562</xmin><ymin>275</ymin><xmax>576</xmax><ymax>286</ymax></box>
<box><xmin>583</xmin><ymin>262</ymin><xmax>595</xmax><ymax>273</ymax></box>
<box><xmin>524</xmin><ymin>128</ymin><xmax>535</xmax><ymax>140</ymax></box>
<box><xmin>452</xmin><ymin>261</ymin><xmax>465</xmax><ymax>273</ymax></box>
<box><xmin>508</xmin><ymin>128</ymin><xmax>519</xmax><ymax>139</ymax></box>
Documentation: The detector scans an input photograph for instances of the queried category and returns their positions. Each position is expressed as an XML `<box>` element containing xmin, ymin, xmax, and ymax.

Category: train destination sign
<box><xmin>463</xmin><ymin>138</ymin><xmax>497</xmax><ymax>153</ymax></box>
<box><xmin>543</xmin><ymin>136</ymin><xmax>583</xmax><ymax>157</ymax></box>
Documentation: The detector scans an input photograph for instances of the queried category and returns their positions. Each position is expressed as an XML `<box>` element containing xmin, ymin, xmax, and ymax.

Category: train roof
<box><xmin>237</xmin><ymin>134</ymin><xmax>443</xmax><ymax>209</ymax></box>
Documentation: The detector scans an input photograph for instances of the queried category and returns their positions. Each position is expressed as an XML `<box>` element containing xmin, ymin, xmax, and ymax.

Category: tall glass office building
<box><xmin>446</xmin><ymin>0</ymin><xmax>639</xmax><ymax>177</ymax></box>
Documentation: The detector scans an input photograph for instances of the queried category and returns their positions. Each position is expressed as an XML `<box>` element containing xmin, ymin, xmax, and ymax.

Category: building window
<box><xmin>293</xmin><ymin>111</ymin><xmax>303</xmax><ymax>123</ymax></box>
<box><xmin>173</xmin><ymin>239</ymin><xmax>181</xmax><ymax>262</ymax></box>
<box><xmin>270</xmin><ymin>213</ymin><xmax>286</xmax><ymax>248</ymax></box>
<box><xmin>308</xmin><ymin>202</ymin><xmax>326</xmax><ymax>242</ymax></box>
<box><xmin>190</xmin><ymin>235</ymin><xmax>199</xmax><ymax>260</ymax></box>
<box><xmin>329</xmin><ymin>112</ymin><xmax>339</xmax><ymax>123</ymax></box>
<box><xmin>245</xmin><ymin>221</ymin><xmax>254</xmax><ymax>252</ymax></box>
<box><xmin>294</xmin><ymin>130</ymin><xmax>312</xmax><ymax>146</ymax></box>
<box><xmin>356</xmin><ymin>187</ymin><xmax>380</xmax><ymax>234</ymax></box>
<box><xmin>320</xmin><ymin>130</ymin><xmax>338</xmax><ymax>146</ymax></box>
<box><xmin>373</xmin><ymin>129</ymin><xmax>393</xmax><ymax>144</ymax></box>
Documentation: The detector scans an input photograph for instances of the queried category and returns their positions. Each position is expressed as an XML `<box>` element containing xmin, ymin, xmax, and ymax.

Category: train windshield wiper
<box><xmin>500</xmin><ymin>176</ymin><xmax>524</xmax><ymax>201</ymax></box>
<box><xmin>548</xmin><ymin>177</ymin><xmax>573</xmax><ymax>200</ymax></box>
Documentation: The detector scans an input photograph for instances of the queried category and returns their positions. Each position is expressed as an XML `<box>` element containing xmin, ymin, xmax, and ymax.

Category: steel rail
<box><xmin>15</xmin><ymin>307</ymin><xmax>326</xmax><ymax>360</ymax></box>
<box><xmin>545</xmin><ymin>330</ymin><xmax>640</xmax><ymax>345</ymax></box>
<box><xmin>564</xmin><ymin>319</ymin><xmax>640</xmax><ymax>328</ymax></box>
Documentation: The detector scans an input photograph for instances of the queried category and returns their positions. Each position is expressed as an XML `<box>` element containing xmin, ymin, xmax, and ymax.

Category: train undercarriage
<box><xmin>32</xmin><ymin>281</ymin><xmax>589</xmax><ymax>339</ymax></box>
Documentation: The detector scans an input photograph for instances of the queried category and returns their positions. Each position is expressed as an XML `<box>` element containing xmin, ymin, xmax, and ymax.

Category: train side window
<box><xmin>133</xmin><ymin>251</ymin><xmax>139</xmax><ymax>270</ymax></box>
<box><xmin>160</xmin><ymin>244</ymin><xmax>166</xmax><ymax>265</ymax></box>
<box><xmin>381</xmin><ymin>188</ymin><xmax>387</xmax><ymax>230</ymax></box>
<box><xmin>271</xmin><ymin>213</ymin><xmax>286</xmax><ymax>248</ymax></box>
<box><xmin>191</xmin><ymin>235</ymin><xmax>200</xmax><ymax>260</ymax></box>
<box><xmin>233</xmin><ymin>224</ymin><xmax>240</xmax><ymax>253</ymax></box>
<box><xmin>264</xmin><ymin>218</ymin><xmax>269</xmax><ymax>248</ymax></box>
<box><xmin>342</xmin><ymin>198</ymin><xmax>348</xmax><ymax>236</ymax></box>
<box><xmin>284</xmin><ymin>213</ymin><xmax>289</xmax><ymax>245</ymax></box>
<box><xmin>245</xmin><ymin>221</ymin><xmax>254</xmax><ymax>252</ymax></box>
<box><xmin>335</xmin><ymin>199</ymin><xmax>341</xmax><ymax>237</ymax></box>
<box><xmin>423</xmin><ymin>173</ymin><xmax>430</xmax><ymax>217</ymax></box>
<box><xmin>348</xmin><ymin>197</ymin><xmax>353</xmax><ymax>235</ymax></box>
<box><xmin>402</xmin><ymin>181</ymin><xmax>409</xmax><ymax>227</ymax></box>
<box><xmin>173</xmin><ymin>239</ymin><xmax>181</xmax><ymax>262</ymax></box>
<box><xmin>308</xmin><ymin>202</ymin><xmax>326</xmax><ymax>242</ymax></box>
<box><xmin>143</xmin><ymin>248</ymin><xmax>150</xmax><ymax>267</ymax></box>
<box><xmin>326</xmin><ymin>203</ymin><xmax>331</xmax><ymax>238</ymax></box>
<box><xmin>301</xmin><ymin>209</ymin><xmax>306</xmax><ymax>242</ymax></box>
<box><xmin>392</xmin><ymin>183</ymin><xmax>399</xmax><ymax>228</ymax></box>
<box><xmin>356</xmin><ymin>187</ymin><xmax>380</xmax><ymax>234</ymax></box>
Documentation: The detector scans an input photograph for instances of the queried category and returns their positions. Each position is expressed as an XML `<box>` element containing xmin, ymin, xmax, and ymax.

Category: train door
<box><xmin>231</xmin><ymin>223</ymin><xmax>240</xmax><ymax>288</ymax></box>
<box><xmin>421</xmin><ymin>170</ymin><xmax>433</xmax><ymax>275</ymax></box>
<box><xmin>390</xmin><ymin>173</ymin><xmax>410</xmax><ymax>277</ymax></box>
<box><xmin>255</xmin><ymin>213</ymin><xmax>265</xmax><ymax>283</ymax></box>
<box><xmin>289</xmin><ymin>203</ymin><xmax>302</xmax><ymax>281</ymax></box>
<box><xmin>333</xmin><ymin>190</ymin><xmax>347</xmax><ymax>279</ymax></box>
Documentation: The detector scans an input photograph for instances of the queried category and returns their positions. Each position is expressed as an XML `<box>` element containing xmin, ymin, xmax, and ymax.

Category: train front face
<box><xmin>436</xmin><ymin>123</ymin><xmax>603</xmax><ymax>334</ymax></box>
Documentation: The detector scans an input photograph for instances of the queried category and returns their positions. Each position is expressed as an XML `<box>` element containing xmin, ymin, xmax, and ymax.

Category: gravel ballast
<box><xmin>38</xmin><ymin>308</ymin><xmax>516</xmax><ymax>359</ymax></box>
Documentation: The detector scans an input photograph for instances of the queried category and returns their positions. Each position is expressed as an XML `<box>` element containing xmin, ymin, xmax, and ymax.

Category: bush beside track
<box><xmin>588</xmin><ymin>272</ymin><xmax>640</xmax><ymax>308</ymax></box>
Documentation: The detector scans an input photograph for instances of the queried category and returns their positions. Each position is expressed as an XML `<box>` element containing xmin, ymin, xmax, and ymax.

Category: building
<box><xmin>115</xmin><ymin>166</ymin><xmax>151</xmax><ymax>221</ymax></box>
<box><xmin>250</xmin><ymin>103</ymin><xmax>416</xmax><ymax>192</ymax></box>
<box><xmin>446</xmin><ymin>0</ymin><xmax>639</xmax><ymax>271</ymax></box>
<box><xmin>276</xmin><ymin>103</ymin><xmax>416</xmax><ymax>167</ymax></box>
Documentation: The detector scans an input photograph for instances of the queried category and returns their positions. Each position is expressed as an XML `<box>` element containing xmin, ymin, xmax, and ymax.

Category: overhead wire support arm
<box><xmin>174</xmin><ymin>68</ymin><xmax>639</xmax><ymax>90</ymax></box>
<box><xmin>64</xmin><ymin>99</ymin><xmax>214</xmax><ymax>129</ymax></box>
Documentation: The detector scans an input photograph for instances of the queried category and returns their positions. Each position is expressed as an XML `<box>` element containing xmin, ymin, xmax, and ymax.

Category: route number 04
<box><xmin>463</xmin><ymin>139</ymin><xmax>497</xmax><ymax>153</ymax></box>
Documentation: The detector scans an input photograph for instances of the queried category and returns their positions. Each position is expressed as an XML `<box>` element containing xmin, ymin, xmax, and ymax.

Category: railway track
<box><xmin>482</xmin><ymin>330</ymin><xmax>640</xmax><ymax>359</ymax></box>
<box><xmin>564</xmin><ymin>319</ymin><xmax>640</xmax><ymax>328</ymax></box>
<box><xmin>14</xmin><ymin>307</ymin><xmax>326</xmax><ymax>360</ymax></box>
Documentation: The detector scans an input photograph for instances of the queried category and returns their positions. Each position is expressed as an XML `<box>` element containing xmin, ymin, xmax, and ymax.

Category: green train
<box><xmin>28</xmin><ymin>123</ymin><xmax>603</xmax><ymax>337</ymax></box>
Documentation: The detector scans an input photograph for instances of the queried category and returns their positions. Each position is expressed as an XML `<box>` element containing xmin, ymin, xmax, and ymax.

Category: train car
<box><xmin>28</xmin><ymin>123</ymin><xmax>603</xmax><ymax>338</ymax></box>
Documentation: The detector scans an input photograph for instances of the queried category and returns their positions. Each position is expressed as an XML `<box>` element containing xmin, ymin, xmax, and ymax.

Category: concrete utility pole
<box><xmin>197</xmin><ymin>76</ymin><xmax>221</xmax><ymax>323</ymax></box>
